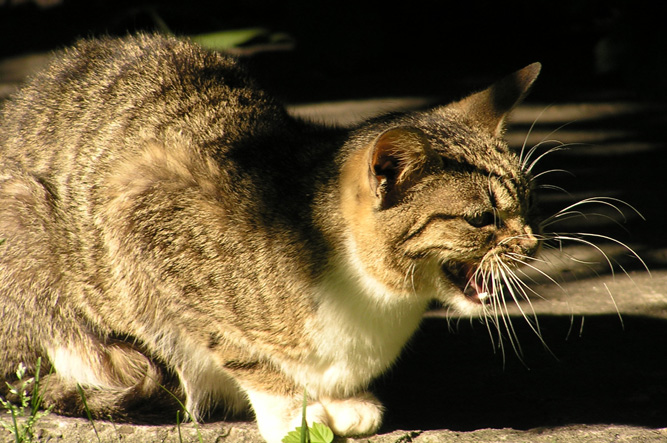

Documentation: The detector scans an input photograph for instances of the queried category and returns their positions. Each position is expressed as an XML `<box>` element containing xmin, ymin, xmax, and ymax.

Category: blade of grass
<box><xmin>9</xmin><ymin>407</ymin><xmax>20</xmax><ymax>443</ymax></box>
<box><xmin>76</xmin><ymin>384</ymin><xmax>101</xmax><ymax>443</ymax></box>
<box><xmin>152</xmin><ymin>379</ymin><xmax>203</xmax><ymax>443</ymax></box>
<box><xmin>300</xmin><ymin>390</ymin><xmax>309</xmax><ymax>443</ymax></box>
<box><xmin>29</xmin><ymin>358</ymin><xmax>44</xmax><ymax>419</ymax></box>
<box><xmin>176</xmin><ymin>410</ymin><xmax>183</xmax><ymax>443</ymax></box>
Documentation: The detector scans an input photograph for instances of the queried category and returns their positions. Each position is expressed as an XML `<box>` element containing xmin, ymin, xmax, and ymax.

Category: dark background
<box><xmin>2</xmin><ymin>0</ymin><xmax>667</xmax><ymax>103</ymax></box>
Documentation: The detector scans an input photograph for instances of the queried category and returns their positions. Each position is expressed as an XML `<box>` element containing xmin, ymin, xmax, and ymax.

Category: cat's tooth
<box><xmin>477</xmin><ymin>291</ymin><xmax>489</xmax><ymax>301</ymax></box>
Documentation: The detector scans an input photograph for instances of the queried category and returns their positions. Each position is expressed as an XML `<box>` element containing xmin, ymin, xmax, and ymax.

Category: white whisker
<box><xmin>519</xmin><ymin>114</ymin><xmax>576</xmax><ymax>171</ymax></box>
<box><xmin>540</xmin><ymin>210</ymin><xmax>589</xmax><ymax>228</ymax></box>
<box><xmin>495</xmin><ymin>277</ymin><xmax>526</xmax><ymax>359</ymax></box>
<box><xmin>603</xmin><ymin>282</ymin><xmax>624</xmax><ymax>330</ymax></box>
<box><xmin>505</xmin><ymin>252</ymin><xmax>564</xmax><ymax>293</ymax></box>
<box><xmin>525</xmin><ymin>141</ymin><xmax>588</xmax><ymax>175</ymax></box>
<box><xmin>519</xmin><ymin>105</ymin><xmax>552</xmax><ymax>166</ymax></box>
<box><xmin>497</xmin><ymin>261</ymin><xmax>554</xmax><ymax>358</ymax></box>
<box><xmin>547</xmin><ymin>234</ymin><xmax>616</xmax><ymax>275</ymax></box>
<box><xmin>537</xmin><ymin>183</ymin><xmax>570</xmax><ymax>193</ymax></box>
<box><xmin>554</xmin><ymin>232</ymin><xmax>649</xmax><ymax>276</ymax></box>
<box><xmin>523</xmin><ymin>142</ymin><xmax>567</xmax><ymax>174</ymax></box>
<box><xmin>543</xmin><ymin>197</ymin><xmax>645</xmax><ymax>225</ymax></box>
<box><xmin>530</xmin><ymin>168</ymin><xmax>572</xmax><ymax>182</ymax></box>
<box><xmin>540</xmin><ymin>241</ymin><xmax>600</xmax><ymax>266</ymax></box>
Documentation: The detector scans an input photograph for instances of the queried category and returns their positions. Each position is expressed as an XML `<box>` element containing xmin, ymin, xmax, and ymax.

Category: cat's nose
<box><xmin>521</xmin><ymin>226</ymin><xmax>540</xmax><ymax>256</ymax></box>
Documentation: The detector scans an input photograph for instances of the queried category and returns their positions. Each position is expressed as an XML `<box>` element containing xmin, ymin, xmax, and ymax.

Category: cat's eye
<box><xmin>466</xmin><ymin>211</ymin><xmax>496</xmax><ymax>228</ymax></box>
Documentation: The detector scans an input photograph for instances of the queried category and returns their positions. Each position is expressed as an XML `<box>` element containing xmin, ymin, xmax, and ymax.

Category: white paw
<box><xmin>246</xmin><ymin>389</ymin><xmax>384</xmax><ymax>442</ymax></box>
<box><xmin>320</xmin><ymin>392</ymin><xmax>384</xmax><ymax>437</ymax></box>
<box><xmin>246</xmin><ymin>390</ymin><xmax>328</xmax><ymax>443</ymax></box>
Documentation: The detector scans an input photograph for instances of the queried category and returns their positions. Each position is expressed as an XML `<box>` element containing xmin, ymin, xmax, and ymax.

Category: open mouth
<box><xmin>441</xmin><ymin>261</ymin><xmax>492</xmax><ymax>305</ymax></box>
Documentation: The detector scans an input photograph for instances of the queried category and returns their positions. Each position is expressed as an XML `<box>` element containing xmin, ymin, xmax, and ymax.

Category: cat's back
<box><xmin>0</xmin><ymin>33</ymin><xmax>328</xmax><ymax>339</ymax></box>
<box><xmin>0</xmin><ymin>33</ymin><xmax>321</xmax><ymax>282</ymax></box>
<box><xmin>0</xmin><ymin>33</ymin><xmax>288</xmax><ymax>176</ymax></box>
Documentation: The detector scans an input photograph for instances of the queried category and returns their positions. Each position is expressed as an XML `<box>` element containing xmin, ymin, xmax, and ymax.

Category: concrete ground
<box><xmin>2</xmin><ymin>52</ymin><xmax>667</xmax><ymax>442</ymax></box>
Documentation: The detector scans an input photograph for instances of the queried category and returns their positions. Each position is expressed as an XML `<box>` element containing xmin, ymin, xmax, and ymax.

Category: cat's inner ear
<box><xmin>453</xmin><ymin>62</ymin><xmax>541</xmax><ymax>136</ymax></box>
<box><xmin>368</xmin><ymin>127</ymin><xmax>434</xmax><ymax>208</ymax></box>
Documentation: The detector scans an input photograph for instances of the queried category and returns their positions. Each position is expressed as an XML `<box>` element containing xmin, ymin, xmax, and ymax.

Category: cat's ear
<box><xmin>368</xmin><ymin>127</ymin><xmax>435</xmax><ymax>208</ymax></box>
<box><xmin>453</xmin><ymin>62</ymin><xmax>541</xmax><ymax>136</ymax></box>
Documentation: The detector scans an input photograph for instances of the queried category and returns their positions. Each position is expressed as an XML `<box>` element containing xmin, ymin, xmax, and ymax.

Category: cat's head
<box><xmin>341</xmin><ymin>63</ymin><xmax>541</xmax><ymax>314</ymax></box>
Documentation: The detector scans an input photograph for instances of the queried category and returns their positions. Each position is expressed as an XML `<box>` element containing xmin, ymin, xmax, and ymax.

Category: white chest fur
<box><xmin>287</xmin><ymin>249</ymin><xmax>429</xmax><ymax>397</ymax></box>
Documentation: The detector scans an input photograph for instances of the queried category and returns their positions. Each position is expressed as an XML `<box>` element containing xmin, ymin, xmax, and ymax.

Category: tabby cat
<box><xmin>0</xmin><ymin>34</ymin><xmax>541</xmax><ymax>442</ymax></box>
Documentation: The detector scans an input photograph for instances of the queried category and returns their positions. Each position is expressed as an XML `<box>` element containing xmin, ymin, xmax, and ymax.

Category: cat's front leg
<box><xmin>245</xmin><ymin>389</ymin><xmax>328</xmax><ymax>442</ymax></box>
<box><xmin>245</xmin><ymin>388</ymin><xmax>383</xmax><ymax>442</ymax></box>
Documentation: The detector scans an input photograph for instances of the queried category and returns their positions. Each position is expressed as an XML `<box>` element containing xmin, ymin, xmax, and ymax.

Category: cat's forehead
<box><xmin>421</xmin><ymin>166</ymin><xmax>523</xmax><ymax>205</ymax></box>
<box><xmin>413</xmin><ymin>108</ymin><xmax>524</xmax><ymax>180</ymax></box>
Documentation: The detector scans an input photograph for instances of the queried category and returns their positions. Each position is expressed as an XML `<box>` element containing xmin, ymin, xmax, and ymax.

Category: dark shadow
<box><xmin>373</xmin><ymin>314</ymin><xmax>667</xmax><ymax>432</ymax></box>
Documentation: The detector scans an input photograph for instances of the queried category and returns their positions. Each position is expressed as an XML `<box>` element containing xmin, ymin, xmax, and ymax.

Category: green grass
<box><xmin>0</xmin><ymin>358</ymin><xmax>52</xmax><ymax>443</ymax></box>
<box><xmin>281</xmin><ymin>391</ymin><xmax>334</xmax><ymax>443</ymax></box>
<box><xmin>144</xmin><ymin>6</ymin><xmax>293</xmax><ymax>52</ymax></box>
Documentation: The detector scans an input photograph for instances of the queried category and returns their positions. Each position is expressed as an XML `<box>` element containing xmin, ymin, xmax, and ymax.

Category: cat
<box><xmin>0</xmin><ymin>33</ymin><xmax>541</xmax><ymax>442</ymax></box>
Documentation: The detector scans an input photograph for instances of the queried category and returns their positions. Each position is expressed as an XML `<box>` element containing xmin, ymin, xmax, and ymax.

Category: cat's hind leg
<box><xmin>40</xmin><ymin>339</ymin><xmax>177</xmax><ymax>419</ymax></box>
<box><xmin>0</xmin><ymin>169</ymin><xmax>175</xmax><ymax>418</ymax></box>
